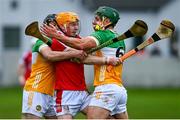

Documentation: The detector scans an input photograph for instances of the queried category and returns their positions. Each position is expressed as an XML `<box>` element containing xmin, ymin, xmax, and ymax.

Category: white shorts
<box><xmin>54</xmin><ymin>90</ymin><xmax>91</xmax><ymax>116</ymax></box>
<box><xmin>22</xmin><ymin>90</ymin><xmax>56</xmax><ymax>117</ymax></box>
<box><xmin>89</xmin><ymin>84</ymin><xmax>127</xmax><ymax>115</ymax></box>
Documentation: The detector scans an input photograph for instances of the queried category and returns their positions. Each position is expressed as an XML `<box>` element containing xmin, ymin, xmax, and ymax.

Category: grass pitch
<box><xmin>0</xmin><ymin>86</ymin><xmax>179</xmax><ymax>119</ymax></box>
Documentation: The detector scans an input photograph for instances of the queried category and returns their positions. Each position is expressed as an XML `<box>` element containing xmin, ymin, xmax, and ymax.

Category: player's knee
<box><xmin>57</xmin><ymin>114</ymin><xmax>73</xmax><ymax>119</ymax></box>
<box><xmin>114</xmin><ymin>111</ymin><xmax>128</xmax><ymax>119</ymax></box>
<box><xmin>87</xmin><ymin>108</ymin><xmax>110</xmax><ymax>119</ymax></box>
<box><xmin>44</xmin><ymin>115</ymin><xmax>57</xmax><ymax>119</ymax></box>
<box><xmin>22</xmin><ymin>113</ymin><xmax>41</xmax><ymax>119</ymax></box>
<box><xmin>87</xmin><ymin>109</ymin><xmax>96</xmax><ymax>119</ymax></box>
<box><xmin>87</xmin><ymin>113</ymin><xmax>96</xmax><ymax>119</ymax></box>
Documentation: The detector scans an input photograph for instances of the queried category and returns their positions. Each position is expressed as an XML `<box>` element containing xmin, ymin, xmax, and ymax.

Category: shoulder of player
<box><xmin>32</xmin><ymin>39</ymin><xmax>48</xmax><ymax>52</ymax></box>
<box><xmin>91</xmin><ymin>30</ymin><xmax>116</xmax><ymax>38</ymax></box>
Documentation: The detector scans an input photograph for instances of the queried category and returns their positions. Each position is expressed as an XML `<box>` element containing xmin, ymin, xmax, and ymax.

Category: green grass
<box><xmin>0</xmin><ymin>86</ymin><xmax>22</xmax><ymax>119</ymax></box>
<box><xmin>127</xmin><ymin>88</ymin><xmax>180</xmax><ymax>119</ymax></box>
<box><xmin>0</xmin><ymin>86</ymin><xmax>180</xmax><ymax>119</ymax></box>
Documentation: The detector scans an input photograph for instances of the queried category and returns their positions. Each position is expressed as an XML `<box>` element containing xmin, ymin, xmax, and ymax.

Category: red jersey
<box><xmin>51</xmin><ymin>38</ymin><xmax>86</xmax><ymax>91</ymax></box>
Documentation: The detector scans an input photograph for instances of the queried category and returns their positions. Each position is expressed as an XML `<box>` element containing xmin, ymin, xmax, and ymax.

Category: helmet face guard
<box><xmin>75</xmin><ymin>20</ymin><xmax>81</xmax><ymax>36</ymax></box>
<box><xmin>93</xmin><ymin>15</ymin><xmax>111</xmax><ymax>31</ymax></box>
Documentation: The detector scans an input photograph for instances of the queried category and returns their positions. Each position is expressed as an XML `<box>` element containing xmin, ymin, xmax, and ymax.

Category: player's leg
<box><xmin>44</xmin><ymin>115</ymin><xmax>57</xmax><ymax>119</ymax></box>
<box><xmin>57</xmin><ymin>114</ymin><xmax>73</xmax><ymax>119</ymax></box>
<box><xmin>81</xmin><ymin>106</ymin><xmax>88</xmax><ymax>115</ymax></box>
<box><xmin>88</xmin><ymin>84</ymin><xmax>127</xmax><ymax>119</ymax></box>
<box><xmin>79</xmin><ymin>91</ymin><xmax>91</xmax><ymax>116</ymax></box>
<box><xmin>54</xmin><ymin>90</ymin><xmax>75</xmax><ymax>119</ymax></box>
<box><xmin>22</xmin><ymin>113</ymin><xmax>41</xmax><ymax>119</ymax></box>
<box><xmin>111</xmin><ymin>86</ymin><xmax>128</xmax><ymax>119</ymax></box>
<box><xmin>22</xmin><ymin>90</ymin><xmax>58</xmax><ymax>119</ymax></box>
<box><xmin>87</xmin><ymin>106</ymin><xmax>110</xmax><ymax>119</ymax></box>
<box><xmin>44</xmin><ymin>95</ymin><xmax>57</xmax><ymax>119</ymax></box>
<box><xmin>22</xmin><ymin>90</ymin><xmax>44</xmax><ymax>118</ymax></box>
<box><xmin>113</xmin><ymin>111</ymin><xmax>128</xmax><ymax>119</ymax></box>
<box><xmin>58</xmin><ymin>90</ymin><xmax>91</xmax><ymax>119</ymax></box>
<box><xmin>87</xmin><ymin>84</ymin><xmax>120</xmax><ymax>119</ymax></box>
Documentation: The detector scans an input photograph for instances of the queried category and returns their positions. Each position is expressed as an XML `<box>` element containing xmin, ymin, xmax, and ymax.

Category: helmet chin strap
<box><xmin>54</xmin><ymin>19</ymin><xmax>68</xmax><ymax>36</ymax></box>
<box><xmin>57</xmin><ymin>24</ymin><xmax>69</xmax><ymax>36</ymax></box>
<box><xmin>94</xmin><ymin>22</ymin><xmax>112</xmax><ymax>31</ymax></box>
<box><xmin>63</xmin><ymin>24</ymin><xmax>68</xmax><ymax>33</ymax></box>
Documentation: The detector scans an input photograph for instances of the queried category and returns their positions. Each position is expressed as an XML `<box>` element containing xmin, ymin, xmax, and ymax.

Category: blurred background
<box><xmin>0</xmin><ymin>0</ymin><xmax>180</xmax><ymax>119</ymax></box>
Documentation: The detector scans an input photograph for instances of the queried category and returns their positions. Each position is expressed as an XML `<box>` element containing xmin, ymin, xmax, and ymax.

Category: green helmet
<box><xmin>95</xmin><ymin>6</ymin><xmax>120</xmax><ymax>25</ymax></box>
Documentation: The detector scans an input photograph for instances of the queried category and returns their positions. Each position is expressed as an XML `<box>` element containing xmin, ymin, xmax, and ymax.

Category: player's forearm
<box><xmin>82</xmin><ymin>55</ymin><xmax>121</xmax><ymax>66</ymax></box>
<box><xmin>57</xmin><ymin>35</ymin><xmax>96</xmax><ymax>50</ymax></box>
<box><xmin>82</xmin><ymin>55</ymin><xmax>107</xmax><ymax>65</ymax></box>
<box><xmin>40</xmin><ymin>46</ymin><xmax>85</xmax><ymax>62</ymax></box>
<box><xmin>56</xmin><ymin>35</ymin><xmax>83</xmax><ymax>49</ymax></box>
<box><xmin>45</xmin><ymin>51</ymin><xmax>77</xmax><ymax>62</ymax></box>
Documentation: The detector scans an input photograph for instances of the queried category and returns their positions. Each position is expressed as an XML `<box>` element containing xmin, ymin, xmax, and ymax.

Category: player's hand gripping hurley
<box><xmin>107</xmin><ymin>20</ymin><xmax>175</xmax><ymax>71</ymax></box>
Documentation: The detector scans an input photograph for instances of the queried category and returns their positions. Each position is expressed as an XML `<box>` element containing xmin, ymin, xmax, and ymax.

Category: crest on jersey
<box><xmin>36</xmin><ymin>105</ymin><xmax>42</xmax><ymax>111</ymax></box>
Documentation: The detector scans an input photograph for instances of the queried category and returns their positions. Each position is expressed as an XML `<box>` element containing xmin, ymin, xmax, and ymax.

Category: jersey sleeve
<box><xmin>32</xmin><ymin>39</ymin><xmax>48</xmax><ymax>53</ymax></box>
<box><xmin>90</xmin><ymin>31</ymin><xmax>104</xmax><ymax>45</ymax></box>
<box><xmin>90</xmin><ymin>30</ymin><xmax>115</xmax><ymax>45</ymax></box>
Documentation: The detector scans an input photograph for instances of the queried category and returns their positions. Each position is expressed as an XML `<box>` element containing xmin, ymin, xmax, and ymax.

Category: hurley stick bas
<box><xmin>121</xmin><ymin>20</ymin><xmax>175</xmax><ymax>62</ymax></box>
<box><xmin>107</xmin><ymin>20</ymin><xmax>175</xmax><ymax>71</ymax></box>
<box><xmin>25</xmin><ymin>21</ymin><xmax>49</xmax><ymax>43</ymax></box>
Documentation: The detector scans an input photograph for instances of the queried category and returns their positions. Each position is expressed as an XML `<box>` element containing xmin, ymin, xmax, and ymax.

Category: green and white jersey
<box><xmin>90</xmin><ymin>29</ymin><xmax>125</xmax><ymax>49</ymax></box>
<box><xmin>90</xmin><ymin>29</ymin><xmax>126</xmax><ymax>86</ymax></box>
